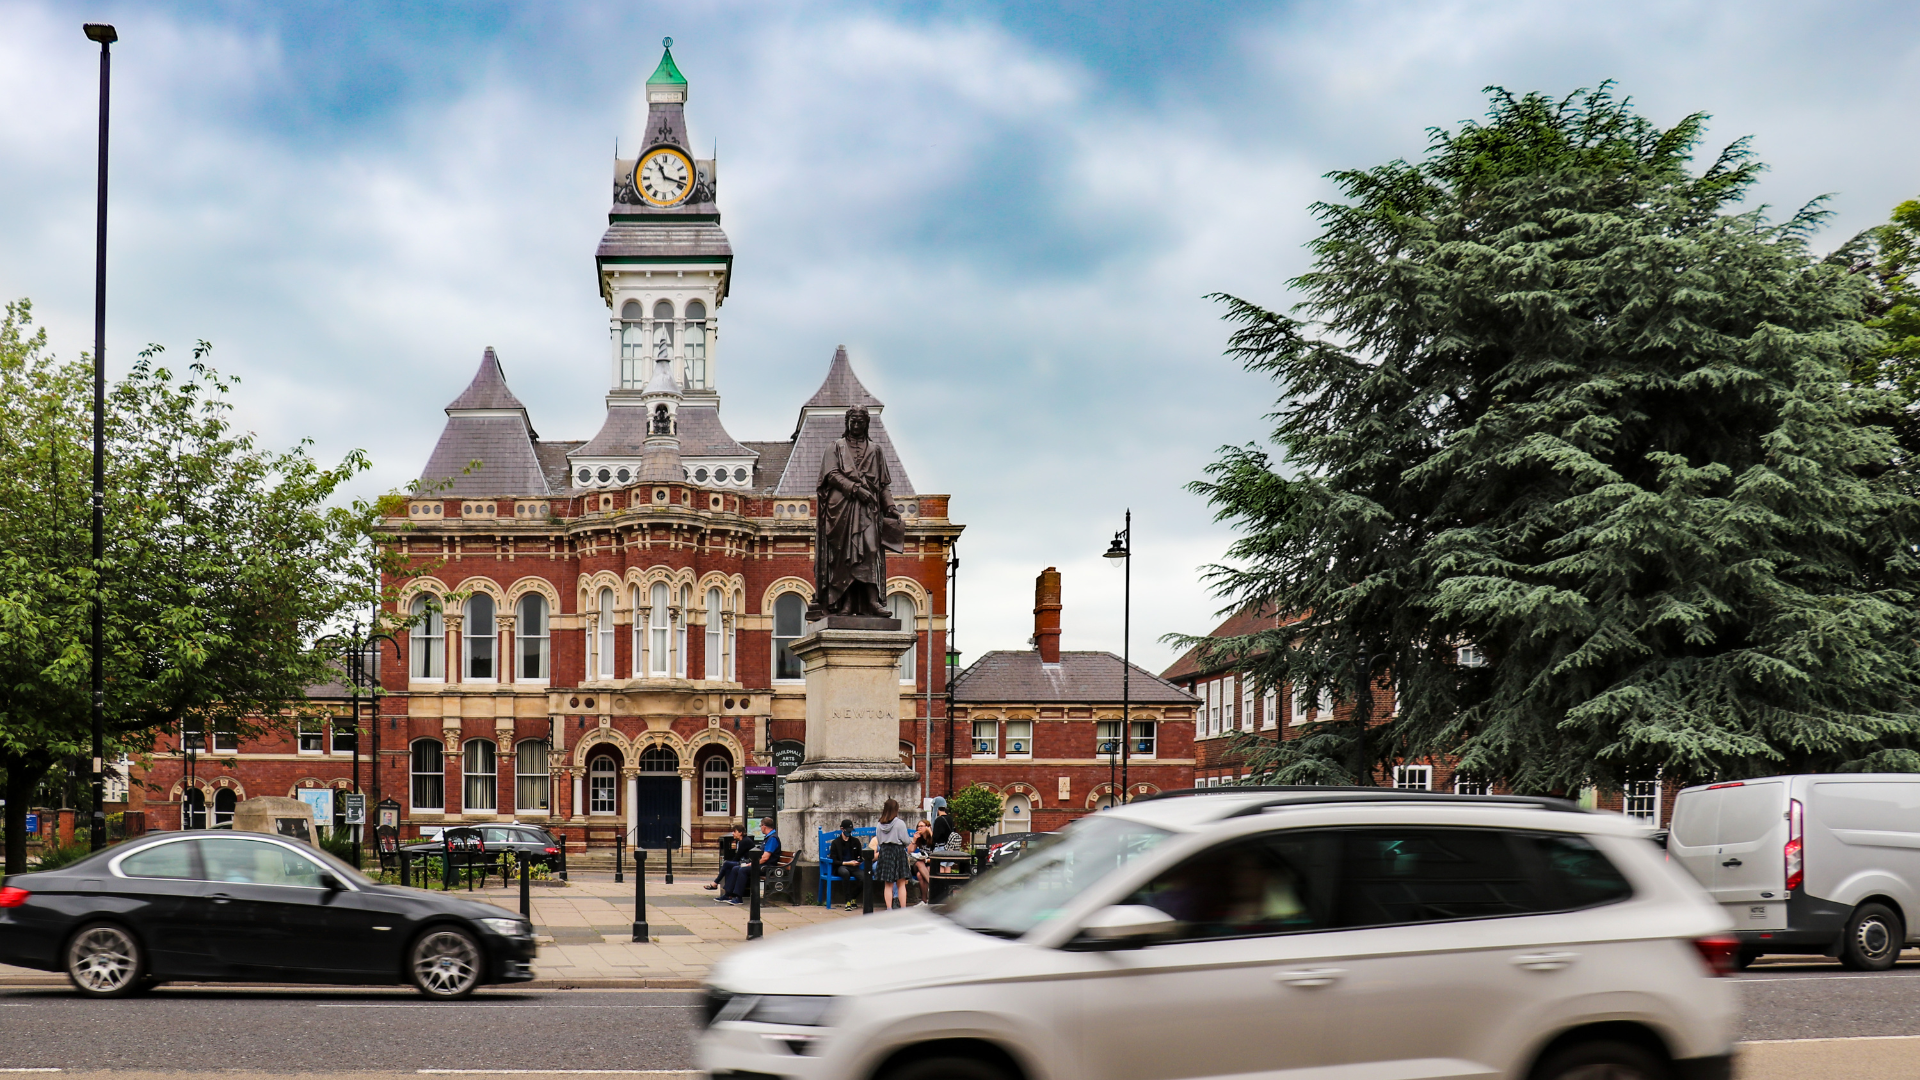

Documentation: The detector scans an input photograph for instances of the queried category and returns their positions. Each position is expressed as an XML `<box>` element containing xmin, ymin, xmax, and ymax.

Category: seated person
<box><xmin>911</xmin><ymin>818</ymin><xmax>935</xmax><ymax>901</ymax></box>
<box><xmin>825</xmin><ymin>819</ymin><xmax>866</xmax><ymax>909</ymax></box>
<box><xmin>721</xmin><ymin>821</ymin><xmax>781</xmax><ymax>905</ymax></box>
<box><xmin>706</xmin><ymin>824</ymin><xmax>747</xmax><ymax>891</ymax></box>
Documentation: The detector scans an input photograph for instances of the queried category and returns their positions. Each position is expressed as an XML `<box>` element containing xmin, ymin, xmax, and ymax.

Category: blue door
<box><xmin>634</xmin><ymin>775</ymin><xmax>681</xmax><ymax>849</ymax></box>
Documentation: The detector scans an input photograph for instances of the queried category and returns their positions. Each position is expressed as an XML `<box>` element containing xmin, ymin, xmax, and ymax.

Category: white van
<box><xmin>1668</xmin><ymin>774</ymin><xmax>1920</xmax><ymax>969</ymax></box>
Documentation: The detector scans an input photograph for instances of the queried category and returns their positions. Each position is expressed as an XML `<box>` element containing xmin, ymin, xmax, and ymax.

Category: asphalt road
<box><xmin>4</xmin><ymin>965</ymin><xmax>1920</xmax><ymax>1075</ymax></box>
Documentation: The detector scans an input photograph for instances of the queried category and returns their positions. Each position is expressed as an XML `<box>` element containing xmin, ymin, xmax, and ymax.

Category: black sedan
<box><xmin>0</xmin><ymin>831</ymin><xmax>536</xmax><ymax>999</ymax></box>
<box><xmin>402</xmin><ymin>824</ymin><xmax>567</xmax><ymax>870</ymax></box>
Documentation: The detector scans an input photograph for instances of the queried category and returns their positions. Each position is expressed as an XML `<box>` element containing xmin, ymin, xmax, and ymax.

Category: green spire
<box><xmin>647</xmin><ymin>38</ymin><xmax>686</xmax><ymax>87</ymax></box>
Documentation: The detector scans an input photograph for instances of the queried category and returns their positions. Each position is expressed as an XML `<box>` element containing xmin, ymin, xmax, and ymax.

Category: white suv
<box><xmin>700</xmin><ymin>790</ymin><xmax>1739</xmax><ymax>1080</ymax></box>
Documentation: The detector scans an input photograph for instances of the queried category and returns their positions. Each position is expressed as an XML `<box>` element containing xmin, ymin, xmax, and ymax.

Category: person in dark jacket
<box><xmin>930</xmin><ymin>796</ymin><xmax>954</xmax><ymax>849</ymax></box>
<box><xmin>825</xmin><ymin>819</ymin><xmax>866</xmax><ymax>910</ymax></box>
<box><xmin>720</xmin><ymin>821</ymin><xmax>780</xmax><ymax>905</ymax></box>
<box><xmin>706</xmin><ymin>824</ymin><xmax>747</xmax><ymax>891</ymax></box>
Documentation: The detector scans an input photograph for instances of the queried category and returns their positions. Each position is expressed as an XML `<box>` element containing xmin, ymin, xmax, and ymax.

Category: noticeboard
<box><xmin>744</xmin><ymin>771</ymin><xmax>777</xmax><ymax>813</ymax></box>
<box><xmin>376</xmin><ymin>797</ymin><xmax>401</xmax><ymax>831</ymax></box>
<box><xmin>342</xmin><ymin>793</ymin><xmax>366</xmax><ymax>825</ymax></box>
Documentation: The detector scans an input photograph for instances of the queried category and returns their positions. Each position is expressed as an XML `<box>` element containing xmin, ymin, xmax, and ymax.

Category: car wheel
<box><xmin>1533</xmin><ymin>1039</ymin><xmax>1669</xmax><ymax>1080</ymax></box>
<box><xmin>409</xmin><ymin>926</ymin><xmax>484</xmax><ymax>999</ymax></box>
<box><xmin>884</xmin><ymin>1056</ymin><xmax>1011</xmax><ymax>1080</ymax></box>
<box><xmin>1839</xmin><ymin>902</ymin><xmax>1904</xmax><ymax>971</ymax></box>
<box><xmin>65</xmin><ymin>923</ymin><xmax>145</xmax><ymax>998</ymax></box>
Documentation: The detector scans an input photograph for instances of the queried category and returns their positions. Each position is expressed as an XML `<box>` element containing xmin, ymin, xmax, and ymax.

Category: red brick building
<box><xmin>947</xmin><ymin>569</ymin><xmax>1197</xmax><ymax>834</ymax></box>
<box><xmin>1163</xmin><ymin>607</ymin><xmax>1672</xmax><ymax>825</ymax></box>
<box><xmin>143</xmin><ymin>44</ymin><xmax>963</xmax><ymax>850</ymax></box>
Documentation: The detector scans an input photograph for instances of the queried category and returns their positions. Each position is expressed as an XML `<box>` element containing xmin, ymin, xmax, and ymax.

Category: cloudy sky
<box><xmin>3</xmin><ymin>1</ymin><xmax>1917</xmax><ymax>672</ymax></box>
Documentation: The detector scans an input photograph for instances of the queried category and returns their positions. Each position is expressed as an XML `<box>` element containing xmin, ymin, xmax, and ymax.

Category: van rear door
<box><xmin>1670</xmin><ymin>781</ymin><xmax>1789</xmax><ymax>927</ymax></box>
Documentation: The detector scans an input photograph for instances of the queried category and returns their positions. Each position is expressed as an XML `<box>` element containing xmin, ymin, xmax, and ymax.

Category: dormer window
<box><xmin>620</xmin><ymin>300</ymin><xmax>646</xmax><ymax>389</ymax></box>
<box><xmin>685</xmin><ymin>300</ymin><xmax>707</xmax><ymax>389</ymax></box>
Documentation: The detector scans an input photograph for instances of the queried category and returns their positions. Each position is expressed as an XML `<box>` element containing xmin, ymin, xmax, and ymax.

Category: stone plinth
<box><xmin>778</xmin><ymin>620</ymin><xmax>921</xmax><ymax>873</ymax></box>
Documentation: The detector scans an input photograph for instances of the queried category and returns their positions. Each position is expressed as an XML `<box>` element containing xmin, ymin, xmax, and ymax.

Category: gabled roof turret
<box><xmin>419</xmin><ymin>348</ymin><xmax>551</xmax><ymax>496</ymax></box>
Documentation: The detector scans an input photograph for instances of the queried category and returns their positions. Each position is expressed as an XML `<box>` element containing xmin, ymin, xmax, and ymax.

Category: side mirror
<box><xmin>1070</xmin><ymin>904</ymin><xmax>1179</xmax><ymax>950</ymax></box>
<box><xmin>318</xmin><ymin>873</ymin><xmax>345</xmax><ymax>891</ymax></box>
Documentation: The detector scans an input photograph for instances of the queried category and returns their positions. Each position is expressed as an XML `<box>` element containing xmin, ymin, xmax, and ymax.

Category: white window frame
<box><xmin>1240</xmin><ymin>679</ymin><xmax>1254</xmax><ymax>732</ymax></box>
<box><xmin>517</xmin><ymin>594</ymin><xmax>549</xmax><ymax>682</ymax></box>
<box><xmin>588</xmin><ymin>755</ymin><xmax>618</xmax><ymax>816</ymax></box>
<box><xmin>1004</xmin><ymin>719</ymin><xmax>1033</xmax><ymax>757</ymax></box>
<box><xmin>1624</xmin><ymin>779</ymin><xmax>1661</xmax><ymax>826</ymax></box>
<box><xmin>1262</xmin><ymin>685</ymin><xmax>1277</xmax><ymax>730</ymax></box>
<box><xmin>684</xmin><ymin>300</ymin><xmax>707</xmax><ymax>389</ymax></box>
<box><xmin>702</xmin><ymin>757</ymin><xmax>731</xmax><ymax>815</ymax></box>
<box><xmin>705</xmin><ymin>587</ymin><xmax>724</xmax><ymax>681</ymax></box>
<box><xmin>596</xmin><ymin>588</ymin><xmax>616</xmax><ymax>679</ymax></box>
<box><xmin>772</xmin><ymin>592</ymin><xmax>806</xmax><ymax>682</ymax></box>
<box><xmin>649</xmin><ymin>582</ymin><xmax>671</xmax><ymax>677</ymax></box>
<box><xmin>1393</xmin><ymin>764</ymin><xmax>1433</xmax><ymax>791</ymax></box>
<box><xmin>1000</xmin><ymin>793</ymin><xmax>1032</xmax><ymax>833</ymax></box>
<box><xmin>676</xmin><ymin>585</ymin><xmax>691</xmax><ymax>678</ymax></box>
<box><xmin>409</xmin><ymin>595</ymin><xmax>445</xmax><ymax>681</ymax></box>
<box><xmin>515</xmin><ymin>740</ymin><xmax>550</xmax><ymax>813</ymax></box>
<box><xmin>465</xmin><ymin>593</ymin><xmax>497</xmax><ymax>683</ymax></box>
<box><xmin>330</xmin><ymin>717</ymin><xmax>356</xmax><ymax>755</ymax></box>
<box><xmin>1457</xmin><ymin>643</ymin><xmax>1487</xmax><ymax>668</ymax></box>
<box><xmin>619</xmin><ymin>299</ymin><xmax>646</xmax><ymax>389</ymax></box>
<box><xmin>1096</xmin><ymin>719</ymin><xmax>1121</xmax><ymax>758</ymax></box>
<box><xmin>1129</xmin><ymin>720</ymin><xmax>1156</xmax><ymax>759</ymax></box>
<box><xmin>297</xmin><ymin>718</ymin><xmax>325</xmax><ymax>755</ymax></box>
<box><xmin>973</xmin><ymin>719</ymin><xmax>999</xmax><ymax>758</ymax></box>
<box><xmin>212</xmin><ymin>787</ymin><xmax>237</xmax><ymax>828</ymax></box>
<box><xmin>410</xmin><ymin>739</ymin><xmax>445</xmax><ymax>813</ymax></box>
<box><xmin>1453</xmin><ymin>776</ymin><xmax>1489</xmax><ymax>796</ymax></box>
<box><xmin>463</xmin><ymin>739</ymin><xmax>497</xmax><ymax>812</ymax></box>
<box><xmin>890</xmin><ymin>592</ymin><xmax>917</xmax><ymax>683</ymax></box>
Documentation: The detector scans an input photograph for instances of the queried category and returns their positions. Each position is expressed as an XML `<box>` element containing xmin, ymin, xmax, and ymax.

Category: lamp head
<box><xmin>83</xmin><ymin>23</ymin><xmax>117</xmax><ymax>43</ymax></box>
<box><xmin>1103</xmin><ymin>534</ymin><xmax>1129</xmax><ymax>559</ymax></box>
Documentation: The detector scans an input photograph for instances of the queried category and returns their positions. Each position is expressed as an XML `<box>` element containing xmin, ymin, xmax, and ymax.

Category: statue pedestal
<box><xmin>777</xmin><ymin>620</ymin><xmax>921</xmax><ymax>886</ymax></box>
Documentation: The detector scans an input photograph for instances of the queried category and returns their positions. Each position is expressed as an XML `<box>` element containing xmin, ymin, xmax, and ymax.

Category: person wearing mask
<box><xmin>872</xmin><ymin>798</ymin><xmax>912</xmax><ymax>910</ymax></box>
<box><xmin>721</xmin><ymin>820</ymin><xmax>780</xmax><ymax>906</ymax></box>
<box><xmin>825</xmin><ymin>819</ymin><xmax>866</xmax><ymax>911</ymax></box>
<box><xmin>930</xmin><ymin>796</ymin><xmax>954</xmax><ymax>849</ymax></box>
<box><xmin>706</xmin><ymin>824</ymin><xmax>747</xmax><ymax>891</ymax></box>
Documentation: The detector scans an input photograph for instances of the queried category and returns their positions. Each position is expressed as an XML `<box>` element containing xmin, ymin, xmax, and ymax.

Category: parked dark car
<box><xmin>0</xmin><ymin>831</ymin><xmax>536</xmax><ymax>999</ymax></box>
<box><xmin>402</xmin><ymin>824</ymin><xmax>565</xmax><ymax>868</ymax></box>
<box><xmin>983</xmin><ymin>831</ymin><xmax>1055</xmax><ymax>867</ymax></box>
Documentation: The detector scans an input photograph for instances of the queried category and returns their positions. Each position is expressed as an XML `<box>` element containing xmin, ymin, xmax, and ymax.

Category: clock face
<box><xmin>635</xmin><ymin>148</ymin><xmax>694</xmax><ymax>206</ymax></box>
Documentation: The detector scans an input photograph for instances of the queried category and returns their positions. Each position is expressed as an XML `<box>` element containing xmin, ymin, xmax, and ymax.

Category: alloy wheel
<box><xmin>67</xmin><ymin>925</ymin><xmax>139</xmax><ymax>996</ymax></box>
<box><xmin>411</xmin><ymin>929</ymin><xmax>481</xmax><ymax>998</ymax></box>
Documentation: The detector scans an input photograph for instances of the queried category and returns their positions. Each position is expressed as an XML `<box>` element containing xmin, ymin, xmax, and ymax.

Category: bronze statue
<box><xmin>813</xmin><ymin>406</ymin><xmax>903</xmax><ymax>619</ymax></box>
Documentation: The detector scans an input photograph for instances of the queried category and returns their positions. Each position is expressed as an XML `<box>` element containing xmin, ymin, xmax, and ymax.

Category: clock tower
<box><xmin>577</xmin><ymin>40</ymin><xmax>753</xmax><ymax>490</ymax></box>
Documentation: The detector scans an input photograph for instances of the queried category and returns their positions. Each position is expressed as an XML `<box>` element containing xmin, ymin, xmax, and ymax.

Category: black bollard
<box><xmin>443</xmin><ymin>843</ymin><xmax>452</xmax><ymax>892</ymax></box>
<box><xmin>557</xmin><ymin>832</ymin><xmax>568</xmax><ymax>881</ymax></box>
<box><xmin>664</xmin><ymin>845</ymin><xmax>673</xmax><ymax>885</ymax></box>
<box><xmin>746</xmin><ymin>855</ymin><xmax>763</xmax><ymax>940</ymax></box>
<box><xmin>614</xmin><ymin>841</ymin><xmax>624</xmax><ymax>884</ymax></box>
<box><xmin>631</xmin><ymin>848</ymin><xmax>649</xmax><ymax>942</ymax></box>
<box><xmin>399</xmin><ymin>849</ymin><xmax>411</xmax><ymax>889</ymax></box>
<box><xmin>861</xmin><ymin>850</ymin><xmax>875</xmax><ymax>914</ymax></box>
<box><xmin>519</xmin><ymin>855</ymin><xmax>531</xmax><ymax>919</ymax></box>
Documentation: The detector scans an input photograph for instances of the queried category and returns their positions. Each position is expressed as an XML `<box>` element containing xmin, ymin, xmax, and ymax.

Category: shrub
<box><xmin>946</xmin><ymin>784</ymin><xmax>1004</xmax><ymax>843</ymax></box>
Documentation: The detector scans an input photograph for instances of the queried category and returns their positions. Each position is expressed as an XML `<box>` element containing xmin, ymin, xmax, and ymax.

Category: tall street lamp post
<box><xmin>83</xmin><ymin>22</ymin><xmax>117</xmax><ymax>852</ymax></box>
<box><xmin>1103</xmin><ymin>511</ymin><xmax>1131</xmax><ymax>804</ymax></box>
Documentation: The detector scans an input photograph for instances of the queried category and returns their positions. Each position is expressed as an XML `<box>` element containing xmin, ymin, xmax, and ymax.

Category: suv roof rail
<box><xmin>1130</xmin><ymin>786</ymin><xmax>1589</xmax><ymax>816</ymax></box>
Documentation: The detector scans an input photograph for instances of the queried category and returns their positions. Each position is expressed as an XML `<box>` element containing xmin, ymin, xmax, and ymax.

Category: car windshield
<box><xmin>942</xmin><ymin>816</ymin><xmax>1172</xmax><ymax>938</ymax></box>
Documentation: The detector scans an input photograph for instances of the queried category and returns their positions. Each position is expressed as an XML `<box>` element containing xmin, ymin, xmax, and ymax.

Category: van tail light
<box><xmin>1692</xmin><ymin>935</ymin><xmax>1742</xmax><ymax>977</ymax></box>
<box><xmin>1784</xmin><ymin>798</ymin><xmax>1805</xmax><ymax>892</ymax></box>
<box><xmin>0</xmin><ymin>887</ymin><xmax>29</xmax><ymax>908</ymax></box>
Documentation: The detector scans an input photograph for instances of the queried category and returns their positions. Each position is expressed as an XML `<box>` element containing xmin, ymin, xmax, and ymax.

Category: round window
<box><xmin>577</xmin><ymin>468</ymin><xmax>590</xmax><ymax>484</ymax></box>
<box><xmin>694</xmin><ymin>468</ymin><xmax>709</xmax><ymax>482</ymax></box>
<box><xmin>617</xmin><ymin>468</ymin><xmax>631</xmax><ymax>483</ymax></box>
<box><xmin>597</xmin><ymin>468</ymin><xmax>611</xmax><ymax>483</ymax></box>
<box><xmin>734</xmin><ymin>468</ymin><xmax>747</xmax><ymax>482</ymax></box>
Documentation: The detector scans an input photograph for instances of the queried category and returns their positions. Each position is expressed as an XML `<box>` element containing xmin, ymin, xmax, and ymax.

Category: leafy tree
<box><xmin>1829</xmin><ymin>198</ymin><xmax>1920</xmax><ymax>443</ymax></box>
<box><xmin>1183</xmin><ymin>86</ymin><xmax>1920</xmax><ymax>795</ymax></box>
<box><xmin>0</xmin><ymin>300</ymin><xmax>375</xmax><ymax>873</ymax></box>
<box><xmin>945</xmin><ymin>784</ymin><xmax>1004</xmax><ymax>845</ymax></box>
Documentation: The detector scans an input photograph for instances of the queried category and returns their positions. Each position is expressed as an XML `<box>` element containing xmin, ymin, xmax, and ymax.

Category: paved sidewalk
<box><xmin>0</xmin><ymin>871</ymin><xmax>866</xmax><ymax>988</ymax></box>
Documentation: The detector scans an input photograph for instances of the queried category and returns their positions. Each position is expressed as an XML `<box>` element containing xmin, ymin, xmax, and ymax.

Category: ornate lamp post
<box><xmin>1103</xmin><ymin>511</ymin><xmax>1131</xmax><ymax>803</ymax></box>
<box><xmin>83</xmin><ymin>21</ymin><xmax>116</xmax><ymax>851</ymax></box>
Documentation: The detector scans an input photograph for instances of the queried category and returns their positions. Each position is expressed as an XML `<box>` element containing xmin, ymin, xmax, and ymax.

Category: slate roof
<box><xmin>952</xmin><ymin>650</ymin><xmax>1198</xmax><ymax>706</ymax></box>
<box><xmin>419</xmin><ymin>349</ymin><xmax>551</xmax><ymax>497</ymax></box>
<box><xmin>1159</xmin><ymin>604</ymin><xmax>1292</xmax><ymax>683</ymax></box>
<box><xmin>572</xmin><ymin>406</ymin><xmax>651</xmax><ymax>459</ymax></box>
<box><xmin>802</xmin><ymin>346</ymin><xmax>884</xmax><ymax>410</ymax></box>
<box><xmin>743</xmin><ymin>440</ymin><xmax>793</xmax><ymax>493</ymax></box>
<box><xmin>535</xmin><ymin>442</ymin><xmax>583</xmax><ymax>492</ymax></box>
<box><xmin>775</xmin><ymin>412</ymin><xmax>915</xmax><ymax>498</ymax></box>
<box><xmin>596</xmin><ymin>222</ymin><xmax>733</xmax><ymax>261</ymax></box>
<box><xmin>676</xmin><ymin>406</ymin><xmax>755</xmax><ymax>458</ymax></box>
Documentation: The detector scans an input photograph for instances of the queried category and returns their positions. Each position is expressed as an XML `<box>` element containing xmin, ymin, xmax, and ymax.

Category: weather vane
<box><xmin>663</xmin><ymin>36</ymin><xmax>672</xmax><ymax>49</ymax></box>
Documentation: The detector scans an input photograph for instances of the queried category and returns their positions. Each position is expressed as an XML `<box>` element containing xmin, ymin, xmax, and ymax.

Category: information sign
<box><xmin>342</xmin><ymin>793</ymin><xmax>366</xmax><ymax>825</ymax></box>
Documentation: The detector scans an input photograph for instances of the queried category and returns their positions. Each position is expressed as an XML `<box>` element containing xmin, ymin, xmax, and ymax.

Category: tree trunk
<box><xmin>4</xmin><ymin>753</ymin><xmax>52</xmax><ymax>876</ymax></box>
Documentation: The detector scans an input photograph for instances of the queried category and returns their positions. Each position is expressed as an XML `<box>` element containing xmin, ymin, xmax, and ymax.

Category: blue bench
<box><xmin>817</xmin><ymin>826</ymin><xmax>875</xmax><ymax>907</ymax></box>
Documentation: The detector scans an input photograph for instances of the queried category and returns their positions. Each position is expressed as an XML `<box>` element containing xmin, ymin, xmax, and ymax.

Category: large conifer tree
<box><xmin>1189</xmin><ymin>86</ymin><xmax>1920</xmax><ymax>793</ymax></box>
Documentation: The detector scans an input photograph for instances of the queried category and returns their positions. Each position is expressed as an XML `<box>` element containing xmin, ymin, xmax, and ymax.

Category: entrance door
<box><xmin>634</xmin><ymin>776</ymin><xmax>681</xmax><ymax>849</ymax></box>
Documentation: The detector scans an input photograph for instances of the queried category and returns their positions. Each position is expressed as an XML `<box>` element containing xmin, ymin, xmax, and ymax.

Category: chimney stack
<box><xmin>1034</xmin><ymin>567</ymin><xmax>1062</xmax><ymax>664</ymax></box>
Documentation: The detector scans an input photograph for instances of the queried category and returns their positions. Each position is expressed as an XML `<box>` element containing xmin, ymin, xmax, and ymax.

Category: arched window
<box><xmin>213</xmin><ymin>788</ymin><xmax>237</xmax><ymax>828</ymax></box>
<box><xmin>889</xmin><ymin>592</ymin><xmax>917</xmax><ymax>683</ymax></box>
<box><xmin>596</xmin><ymin>587</ymin><xmax>615</xmax><ymax>679</ymax></box>
<box><xmin>704</xmin><ymin>587</ymin><xmax>724</xmax><ymax>680</ymax></box>
<box><xmin>685</xmin><ymin>299</ymin><xmax>707</xmax><ymax>388</ymax></box>
<box><xmin>589</xmin><ymin>755</ymin><xmax>618</xmax><ymax>815</ymax></box>
<box><xmin>515</xmin><ymin>740</ymin><xmax>549</xmax><ymax>812</ymax></box>
<box><xmin>1000</xmin><ymin>793</ymin><xmax>1032</xmax><ymax>835</ymax></box>
<box><xmin>676</xmin><ymin>585</ymin><xmax>691</xmax><ymax>678</ymax></box>
<box><xmin>410</xmin><ymin>739</ymin><xmax>444</xmax><ymax>812</ymax></box>
<box><xmin>463</xmin><ymin>739</ymin><xmax>497</xmax><ymax>811</ymax></box>
<box><xmin>639</xmin><ymin>745</ymin><xmax>678</xmax><ymax>773</ymax></box>
<box><xmin>730</xmin><ymin>590</ymin><xmax>742</xmax><ymax>680</ymax></box>
<box><xmin>517</xmin><ymin>594</ymin><xmax>549</xmax><ymax>680</ymax></box>
<box><xmin>653</xmin><ymin>299</ymin><xmax>674</xmax><ymax>358</ymax></box>
<box><xmin>630</xmin><ymin>585</ymin><xmax>644</xmax><ymax>677</ymax></box>
<box><xmin>702</xmin><ymin>756</ymin><xmax>731</xmax><ymax>815</ymax></box>
<box><xmin>183</xmin><ymin>788</ymin><xmax>206</xmax><ymax>830</ymax></box>
<box><xmin>650</xmin><ymin>582</ymin><xmax>671</xmax><ymax>676</ymax></box>
<box><xmin>410</xmin><ymin>595</ymin><xmax>444</xmax><ymax>680</ymax></box>
<box><xmin>620</xmin><ymin>299</ymin><xmax>645</xmax><ymax>388</ymax></box>
<box><xmin>773</xmin><ymin>592</ymin><xmax>806</xmax><ymax>681</ymax></box>
<box><xmin>466</xmin><ymin>594</ymin><xmax>496</xmax><ymax>681</ymax></box>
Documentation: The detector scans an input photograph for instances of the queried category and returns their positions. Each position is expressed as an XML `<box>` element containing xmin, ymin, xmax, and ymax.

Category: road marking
<box><xmin>1742</xmin><ymin>974</ymin><xmax>1920</xmax><ymax>983</ymax></box>
<box><xmin>320</xmin><ymin>1003</ymin><xmax>699</xmax><ymax>1009</ymax></box>
<box><xmin>418</xmin><ymin>1072</ymin><xmax>696</xmax><ymax>1076</ymax></box>
<box><xmin>0</xmin><ymin>1070</ymin><xmax>62</xmax><ymax>1073</ymax></box>
<box><xmin>1743</xmin><ymin>1035</ymin><xmax>1920</xmax><ymax>1045</ymax></box>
